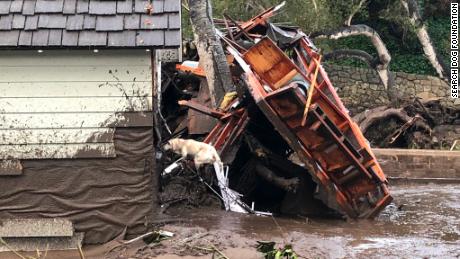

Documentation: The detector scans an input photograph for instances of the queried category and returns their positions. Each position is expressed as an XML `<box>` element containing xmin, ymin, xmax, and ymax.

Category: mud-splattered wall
<box><xmin>0</xmin><ymin>50</ymin><xmax>152</xmax><ymax>162</ymax></box>
<box><xmin>324</xmin><ymin>64</ymin><xmax>457</xmax><ymax>115</ymax></box>
<box><xmin>0</xmin><ymin>49</ymin><xmax>157</xmax><ymax>244</ymax></box>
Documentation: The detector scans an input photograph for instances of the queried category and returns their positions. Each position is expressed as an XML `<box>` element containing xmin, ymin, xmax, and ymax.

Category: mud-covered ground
<box><xmin>1</xmin><ymin>183</ymin><xmax>459</xmax><ymax>259</ymax></box>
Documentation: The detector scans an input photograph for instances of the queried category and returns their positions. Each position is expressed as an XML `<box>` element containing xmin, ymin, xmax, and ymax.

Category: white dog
<box><xmin>163</xmin><ymin>138</ymin><xmax>221</xmax><ymax>168</ymax></box>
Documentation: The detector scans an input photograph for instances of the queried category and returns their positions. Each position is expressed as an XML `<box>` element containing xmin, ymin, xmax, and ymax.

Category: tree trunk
<box><xmin>189</xmin><ymin>0</ymin><xmax>234</xmax><ymax>108</ymax></box>
<box><xmin>401</xmin><ymin>0</ymin><xmax>450</xmax><ymax>81</ymax></box>
<box><xmin>313</xmin><ymin>25</ymin><xmax>399</xmax><ymax>102</ymax></box>
<box><xmin>353</xmin><ymin>106</ymin><xmax>431</xmax><ymax>134</ymax></box>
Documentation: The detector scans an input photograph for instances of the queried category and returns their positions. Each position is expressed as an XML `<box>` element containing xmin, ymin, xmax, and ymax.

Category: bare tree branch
<box><xmin>312</xmin><ymin>25</ymin><xmax>398</xmax><ymax>102</ymax></box>
<box><xmin>400</xmin><ymin>0</ymin><xmax>450</xmax><ymax>81</ymax></box>
<box><xmin>345</xmin><ymin>0</ymin><xmax>367</xmax><ymax>26</ymax></box>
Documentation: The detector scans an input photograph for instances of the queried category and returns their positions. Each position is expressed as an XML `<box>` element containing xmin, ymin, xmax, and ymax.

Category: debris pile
<box><xmin>353</xmin><ymin>99</ymin><xmax>460</xmax><ymax>150</ymax></box>
<box><xmin>159</xmin><ymin>3</ymin><xmax>392</xmax><ymax>219</ymax></box>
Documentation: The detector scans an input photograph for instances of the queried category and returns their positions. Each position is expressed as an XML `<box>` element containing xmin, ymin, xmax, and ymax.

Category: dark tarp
<box><xmin>0</xmin><ymin>127</ymin><xmax>157</xmax><ymax>244</ymax></box>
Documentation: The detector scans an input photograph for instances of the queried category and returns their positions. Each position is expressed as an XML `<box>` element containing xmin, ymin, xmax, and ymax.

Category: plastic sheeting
<box><xmin>0</xmin><ymin>128</ymin><xmax>157</xmax><ymax>244</ymax></box>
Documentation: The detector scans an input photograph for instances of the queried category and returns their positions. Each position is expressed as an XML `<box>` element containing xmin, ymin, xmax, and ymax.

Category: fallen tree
<box><xmin>353</xmin><ymin>99</ymin><xmax>459</xmax><ymax>149</ymax></box>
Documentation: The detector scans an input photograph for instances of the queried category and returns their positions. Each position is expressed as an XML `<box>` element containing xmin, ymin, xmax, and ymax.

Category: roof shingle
<box><xmin>78</xmin><ymin>30</ymin><xmax>106</xmax><ymax>46</ymax></box>
<box><xmin>0</xmin><ymin>0</ymin><xmax>181</xmax><ymax>48</ymax></box>
<box><xmin>96</xmin><ymin>15</ymin><xmax>124</xmax><ymax>31</ymax></box>
<box><xmin>83</xmin><ymin>14</ymin><xmax>95</xmax><ymax>29</ymax></box>
<box><xmin>66</xmin><ymin>14</ymin><xmax>83</xmax><ymax>30</ymax></box>
<box><xmin>0</xmin><ymin>2</ymin><xmax>12</xmax><ymax>15</ymax></box>
<box><xmin>89</xmin><ymin>0</ymin><xmax>116</xmax><ymax>15</ymax></box>
<box><xmin>141</xmin><ymin>14</ymin><xmax>167</xmax><ymax>29</ymax></box>
<box><xmin>18</xmin><ymin>31</ymin><xmax>32</xmax><ymax>45</ymax></box>
<box><xmin>0</xmin><ymin>31</ymin><xmax>19</xmax><ymax>46</ymax></box>
<box><xmin>22</xmin><ymin>0</ymin><xmax>36</xmax><ymax>16</ymax></box>
<box><xmin>124</xmin><ymin>14</ymin><xmax>140</xmax><ymax>29</ymax></box>
<box><xmin>0</xmin><ymin>15</ymin><xmax>13</xmax><ymax>30</ymax></box>
<box><xmin>38</xmin><ymin>14</ymin><xmax>67</xmax><ymax>29</ymax></box>
<box><xmin>117</xmin><ymin>0</ymin><xmax>133</xmax><ymax>14</ymax></box>
<box><xmin>62</xmin><ymin>30</ymin><xmax>78</xmax><ymax>45</ymax></box>
<box><xmin>24</xmin><ymin>16</ymin><xmax>38</xmax><ymax>30</ymax></box>
<box><xmin>32</xmin><ymin>29</ymin><xmax>50</xmax><ymax>45</ymax></box>
<box><xmin>10</xmin><ymin>0</ymin><xmax>24</xmax><ymax>14</ymax></box>
<box><xmin>76</xmin><ymin>0</ymin><xmax>89</xmax><ymax>14</ymax></box>
<box><xmin>136</xmin><ymin>30</ymin><xmax>164</xmax><ymax>46</ymax></box>
<box><xmin>108</xmin><ymin>31</ymin><xmax>136</xmax><ymax>46</ymax></box>
<box><xmin>35</xmin><ymin>0</ymin><xmax>64</xmax><ymax>14</ymax></box>
<box><xmin>12</xmin><ymin>14</ymin><xmax>25</xmax><ymax>29</ymax></box>
<box><xmin>48</xmin><ymin>29</ymin><xmax>63</xmax><ymax>45</ymax></box>
<box><xmin>163</xmin><ymin>0</ymin><xmax>180</xmax><ymax>12</ymax></box>
<box><xmin>63</xmin><ymin>0</ymin><xmax>77</xmax><ymax>14</ymax></box>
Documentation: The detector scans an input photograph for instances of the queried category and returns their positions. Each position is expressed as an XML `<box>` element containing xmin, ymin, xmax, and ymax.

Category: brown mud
<box><xmin>1</xmin><ymin>184</ymin><xmax>459</xmax><ymax>259</ymax></box>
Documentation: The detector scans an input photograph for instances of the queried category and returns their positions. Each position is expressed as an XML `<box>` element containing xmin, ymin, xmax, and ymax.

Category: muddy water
<box><xmin>0</xmin><ymin>184</ymin><xmax>458</xmax><ymax>259</ymax></box>
<box><xmin>173</xmin><ymin>184</ymin><xmax>460</xmax><ymax>258</ymax></box>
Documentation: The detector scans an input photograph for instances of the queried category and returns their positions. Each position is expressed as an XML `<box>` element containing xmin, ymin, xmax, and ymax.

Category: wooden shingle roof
<box><xmin>0</xmin><ymin>0</ymin><xmax>181</xmax><ymax>48</ymax></box>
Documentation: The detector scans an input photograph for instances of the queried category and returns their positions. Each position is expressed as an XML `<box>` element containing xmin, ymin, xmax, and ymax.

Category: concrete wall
<box><xmin>324</xmin><ymin>64</ymin><xmax>458</xmax><ymax>115</ymax></box>
<box><xmin>374</xmin><ymin>148</ymin><xmax>460</xmax><ymax>179</ymax></box>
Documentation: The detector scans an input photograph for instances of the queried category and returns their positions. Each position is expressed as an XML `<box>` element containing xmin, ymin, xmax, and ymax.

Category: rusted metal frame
<box><xmin>228</xmin><ymin>28</ymin><xmax>389</xmax><ymax>218</ymax></box>
<box><xmin>366</xmin><ymin>193</ymin><xmax>393</xmax><ymax>218</ymax></box>
<box><xmin>293</xmin><ymin>47</ymin><xmax>311</xmax><ymax>75</ymax></box>
<box><xmin>310</xmin><ymin>107</ymin><xmax>373</xmax><ymax>180</ymax></box>
<box><xmin>278</xmin><ymin>88</ymin><xmax>372</xmax><ymax>196</ymax></box>
<box><xmin>297</xmin><ymin>144</ymin><xmax>358</xmax><ymax>217</ymax></box>
<box><xmin>265</xmin><ymin>86</ymin><xmax>369</xmax><ymax>214</ymax></box>
<box><xmin>299</xmin><ymin>38</ymin><xmax>348</xmax><ymax>112</ymax></box>
<box><xmin>295</xmin><ymin>59</ymin><xmax>350</xmax><ymax>123</ymax></box>
<box><xmin>231</xmin><ymin>112</ymin><xmax>249</xmax><ymax>146</ymax></box>
<box><xmin>254</xmin><ymin>91</ymin><xmax>360</xmax><ymax>218</ymax></box>
<box><xmin>178</xmin><ymin>100</ymin><xmax>225</xmax><ymax>119</ymax></box>
<box><xmin>243</xmin><ymin>37</ymin><xmax>347</xmax><ymax>120</ymax></box>
<box><xmin>234</xmin><ymin>42</ymin><xmax>350</xmax><ymax>162</ymax></box>
<box><xmin>220</xmin><ymin>108</ymin><xmax>245</xmax><ymax>120</ymax></box>
<box><xmin>264</xmin><ymin>84</ymin><xmax>300</xmax><ymax>100</ymax></box>
<box><xmin>234</xmin><ymin>60</ymin><xmax>360</xmax><ymax>217</ymax></box>
<box><xmin>204</xmin><ymin>122</ymin><xmax>224</xmax><ymax>145</ymax></box>
<box><xmin>236</xmin><ymin>2</ymin><xmax>285</xmax><ymax>37</ymax></box>
<box><xmin>213</xmin><ymin>116</ymin><xmax>240</xmax><ymax>151</ymax></box>
<box><xmin>219</xmin><ymin>111</ymin><xmax>249</xmax><ymax>155</ymax></box>
<box><xmin>224</xmin><ymin>14</ymin><xmax>255</xmax><ymax>43</ymax></box>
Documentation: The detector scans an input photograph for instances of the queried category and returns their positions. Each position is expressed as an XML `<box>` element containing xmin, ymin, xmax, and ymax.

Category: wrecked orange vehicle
<box><xmin>178</xmin><ymin>2</ymin><xmax>392</xmax><ymax>218</ymax></box>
